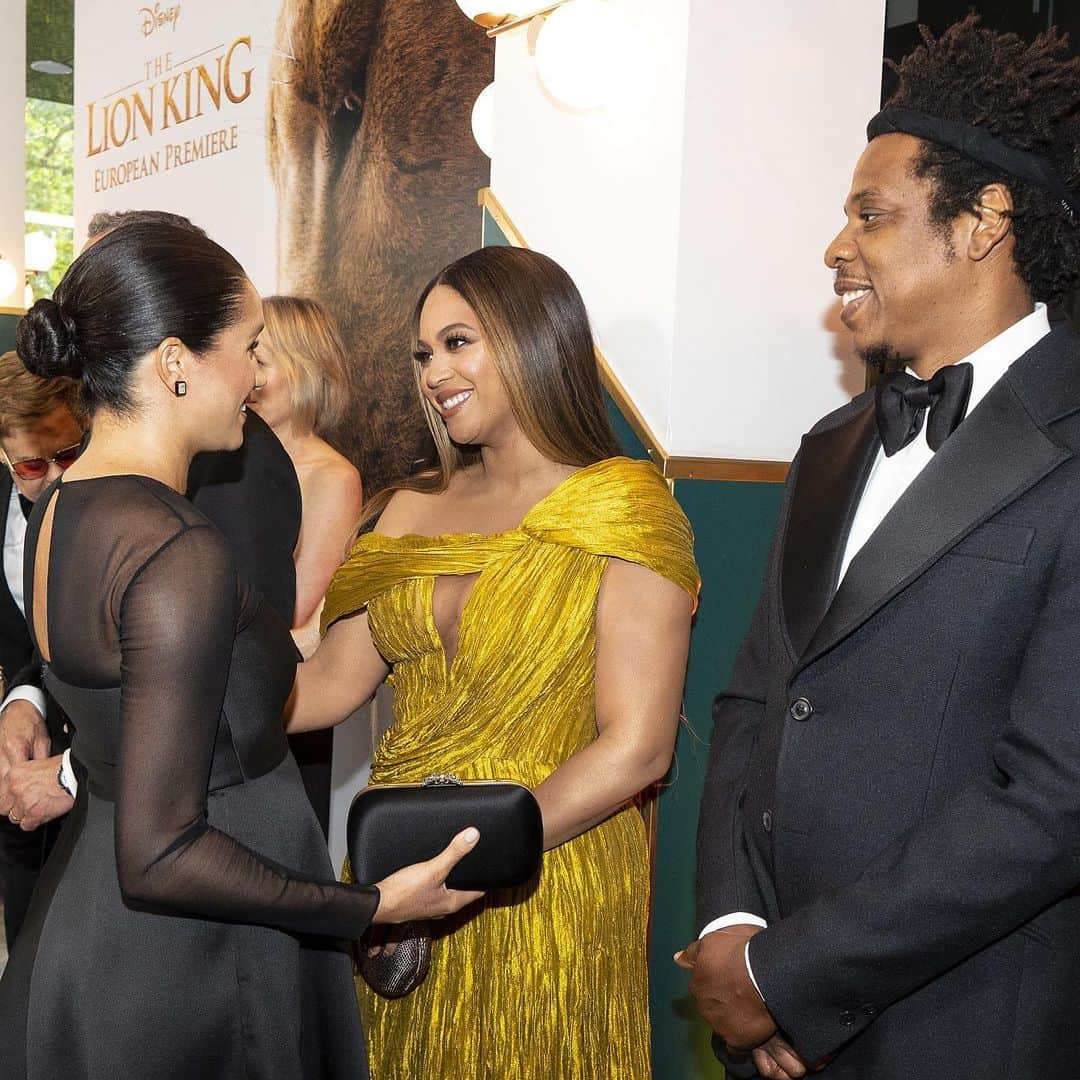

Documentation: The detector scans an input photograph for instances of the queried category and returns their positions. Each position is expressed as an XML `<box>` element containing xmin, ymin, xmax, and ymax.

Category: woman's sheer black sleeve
<box><xmin>114</xmin><ymin>524</ymin><xmax>378</xmax><ymax>938</ymax></box>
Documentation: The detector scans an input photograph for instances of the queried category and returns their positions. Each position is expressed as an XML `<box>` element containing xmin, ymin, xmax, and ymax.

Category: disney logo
<box><xmin>140</xmin><ymin>3</ymin><xmax>181</xmax><ymax>37</ymax></box>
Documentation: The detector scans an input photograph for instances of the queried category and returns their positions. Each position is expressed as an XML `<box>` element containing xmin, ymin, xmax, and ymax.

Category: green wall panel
<box><xmin>650</xmin><ymin>478</ymin><xmax>782</xmax><ymax>1079</ymax></box>
<box><xmin>0</xmin><ymin>313</ymin><xmax>19</xmax><ymax>355</ymax></box>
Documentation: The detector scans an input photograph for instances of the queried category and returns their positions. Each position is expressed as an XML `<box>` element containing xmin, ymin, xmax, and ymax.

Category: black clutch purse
<box><xmin>349</xmin><ymin>774</ymin><xmax>544</xmax><ymax>1000</ymax></box>
<box><xmin>347</xmin><ymin>773</ymin><xmax>544</xmax><ymax>892</ymax></box>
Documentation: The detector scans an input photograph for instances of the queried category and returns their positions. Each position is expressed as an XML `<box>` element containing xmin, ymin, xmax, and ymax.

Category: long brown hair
<box><xmin>359</xmin><ymin>247</ymin><xmax>620</xmax><ymax>529</ymax></box>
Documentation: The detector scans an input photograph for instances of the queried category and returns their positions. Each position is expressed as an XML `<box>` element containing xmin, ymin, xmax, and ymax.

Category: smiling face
<box><xmin>414</xmin><ymin>285</ymin><xmax>515</xmax><ymax>449</ymax></box>
<box><xmin>825</xmin><ymin>133</ymin><xmax>972</xmax><ymax>369</ymax></box>
<box><xmin>186</xmin><ymin>281</ymin><xmax>264</xmax><ymax>452</ymax></box>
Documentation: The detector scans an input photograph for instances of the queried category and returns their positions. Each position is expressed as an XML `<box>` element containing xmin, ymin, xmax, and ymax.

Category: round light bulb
<box><xmin>0</xmin><ymin>258</ymin><xmax>18</xmax><ymax>300</ymax></box>
<box><xmin>471</xmin><ymin>82</ymin><xmax>496</xmax><ymax>158</ymax></box>
<box><xmin>455</xmin><ymin>1</ymin><xmax>513</xmax><ymax>28</ymax></box>
<box><xmin>25</xmin><ymin>231</ymin><xmax>58</xmax><ymax>274</ymax></box>
<box><xmin>534</xmin><ymin>0</ymin><xmax>633</xmax><ymax>111</ymax></box>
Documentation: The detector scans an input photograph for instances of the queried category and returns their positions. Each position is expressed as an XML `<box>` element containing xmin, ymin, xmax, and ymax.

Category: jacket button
<box><xmin>62</xmin><ymin>723</ymin><xmax>70</xmax><ymax>735</ymax></box>
<box><xmin>839</xmin><ymin>1011</ymin><xmax>856</xmax><ymax>1027</ymax></box>
<box><xmin>790</xmin><ymin>697</ymin><xmax>813</xmax><ymax>721</ymax></box>
<box><xmin>762</xmin><ymin>810</ymin><xmax>773</xmax><ymax>833</ymax></box>
<box><xmin>862</xmin><ymin>1004</ymin><xmax>878</xmax><ymax>1017</ymax></box>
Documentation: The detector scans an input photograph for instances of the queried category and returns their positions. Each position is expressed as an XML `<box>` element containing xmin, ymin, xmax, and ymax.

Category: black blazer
<box><xmin>698</xmin><ymin>321</ymin><xmax>1080</xmax><ymax>1078</ymax></box>
<box><xmin>0</xmin><ymin>471</ymin><xmax>34</xmax><ymax>696</ymax></box>
<box><xmin>187</xmin><ymin>409</ymin><xmax>301</xmax><ymax>625</ymax></box>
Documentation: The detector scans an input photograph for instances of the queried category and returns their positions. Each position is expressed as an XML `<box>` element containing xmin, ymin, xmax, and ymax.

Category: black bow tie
<box><xmin>17</xmin><ymin>495</ymin><xmax>33</xmax><ymax>521</ymax></box>
<box><xmin>874</xmin><ymin>362</ymin><xmax>974</xmax><ymax>457</ymax></box>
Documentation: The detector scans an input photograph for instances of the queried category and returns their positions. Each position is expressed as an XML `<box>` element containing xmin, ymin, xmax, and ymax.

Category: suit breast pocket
<box><xmin>947</xmin><ymin>522</ymin><xmax>1035</xmax><ymax>565</ymax></box>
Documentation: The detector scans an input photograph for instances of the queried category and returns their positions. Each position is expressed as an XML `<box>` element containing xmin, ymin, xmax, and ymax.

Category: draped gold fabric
<box><xmin>327</xmin><ymin>457</ymin><xmax>700</xmax><ymax>1079</ymax></box>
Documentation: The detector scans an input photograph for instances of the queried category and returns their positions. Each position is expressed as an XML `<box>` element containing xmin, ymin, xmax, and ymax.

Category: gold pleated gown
<box><xmin>323</xmin><ymin>457</ymin><xmax>700</xmax><ymax>1080</ymax></box>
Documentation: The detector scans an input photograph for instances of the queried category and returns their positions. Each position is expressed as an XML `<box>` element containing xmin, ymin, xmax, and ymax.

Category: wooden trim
<box><xmin>0</xmin><ymin>306</ymin><xmax>26</xmax><ymax>317</ymax></box>
<box><xmin>665</xmin><ymin>457</ymin><xmax>790</xmax><ymax>483</ymax></box>
<box><xmin>484</xmin><ymin>3</ymin><xmax>571</xmax><ymax>36</ymax></box>
<box><xmin>478</xmin><ymin>187</ymin><xmax>791</xmax><ymax>483</ymax></box>
<box><xmin>478</xmin><ymin>187</ymin><xmax>529</xmax><ymax>248</ymax></box>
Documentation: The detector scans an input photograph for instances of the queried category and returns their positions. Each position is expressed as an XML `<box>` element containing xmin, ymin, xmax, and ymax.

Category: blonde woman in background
<box><xmin>249</xmin><ymin>296</ymin><xmax>363</xmax><ymax>637</ymax></box>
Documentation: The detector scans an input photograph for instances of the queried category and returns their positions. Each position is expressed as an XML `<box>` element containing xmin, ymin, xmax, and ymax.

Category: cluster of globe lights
<box><xmin>457</xmin><ymin>0</ymin><xmax>635</xmax><ymax>157</ymax></box>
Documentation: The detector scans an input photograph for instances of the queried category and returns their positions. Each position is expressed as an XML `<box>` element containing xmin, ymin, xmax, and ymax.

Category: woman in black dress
<box><xmin>0</xmin><ymin>223</ymin><xmax>481</xmax><ymax>1079</ymax></box>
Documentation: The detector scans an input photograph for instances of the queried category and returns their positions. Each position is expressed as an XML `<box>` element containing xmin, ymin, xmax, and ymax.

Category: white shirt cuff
<box><xmin>699</xmin><ymin>911</ymin><xmax>768</xmax><ymax>937</ymax></box>
<box><xmin>699</xmin><ymin>912</ymin><xmax>768</xmax><ymax>1003</ymax></box>
<box><xmin>60</xmin><ymin>748</ymin><xmax>78</xmax><ymax>800</ymax></box>
<box><xmin>2</xmin><ymin>684</ymin><xmax>47</xmax><ymax>718</ymax></box>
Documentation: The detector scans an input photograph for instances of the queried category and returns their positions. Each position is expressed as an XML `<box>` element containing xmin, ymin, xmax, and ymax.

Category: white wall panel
<box><xmin>0</xmin><ymin>0</ymin><xmax>26</xmax><ymax>309</ymax></box>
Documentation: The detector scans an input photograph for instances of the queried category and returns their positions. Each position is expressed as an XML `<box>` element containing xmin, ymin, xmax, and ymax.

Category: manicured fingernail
<box><xmin>673</xmin><ymin>951</ymin><xmax>683</xmax><ymax>962</ymax></box>
<box><xmin>464</xmin><ymin>827</ymin><xmax>479</xmax><ymax>844</ymax></box>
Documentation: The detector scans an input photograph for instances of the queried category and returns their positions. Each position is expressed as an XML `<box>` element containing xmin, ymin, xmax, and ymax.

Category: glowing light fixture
<box><xmin>534</xmin><ymin>0</ymin><xmax>633</xmax><ymax>110</ymax></box>
<box><xmin>25</xmin><ymin>232</ymin><xmax>58</xmax><ymax>275</ymax></box>
<box><xmin>471</xmin><ymin>82</ymin><xmax>497</xmax><ymax>157</ymax></box>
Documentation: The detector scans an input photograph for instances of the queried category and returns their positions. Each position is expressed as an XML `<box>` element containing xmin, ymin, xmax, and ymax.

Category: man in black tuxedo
<box><xmin>0</xmin><ymin>354</ymin><xmax>84</xmax><ymax>947</ymax></box>
<box><xmin>681</xmin><ymin>18</ymin><xmax>1080</xmax><ymax>1080</ymax></box>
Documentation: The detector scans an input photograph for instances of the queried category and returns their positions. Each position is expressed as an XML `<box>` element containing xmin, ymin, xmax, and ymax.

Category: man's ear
<box><xmin>155</xmin><ymin>338</ymin><xmax>187</xmax><ymax>396</ymax></box>
<box><xmin>967</xmin><ymin>182</ymin><xmax>1015</xmax><ymax>261</ymax></box>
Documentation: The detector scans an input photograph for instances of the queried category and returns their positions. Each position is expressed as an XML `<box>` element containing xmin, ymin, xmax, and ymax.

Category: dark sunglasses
<box><xmin>2</xmin><ymin>441</ymin><xmax>84</xmax><ymax>481</ymax></box>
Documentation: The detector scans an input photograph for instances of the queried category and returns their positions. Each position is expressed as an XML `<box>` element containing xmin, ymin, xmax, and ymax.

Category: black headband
<box><xmin>867</xmin><ymin>105</ymin><xmax>1078</xmax><ymax>220</ymax></box>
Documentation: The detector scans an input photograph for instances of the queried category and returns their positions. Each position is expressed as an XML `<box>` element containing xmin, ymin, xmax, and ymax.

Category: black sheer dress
<box><xmin>0</xmin><ymin>475</ymin><xmax>375</xmax><ymax>1079</ymax></box>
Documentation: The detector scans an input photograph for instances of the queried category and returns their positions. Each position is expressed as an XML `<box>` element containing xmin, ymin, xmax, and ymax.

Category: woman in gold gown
<box><xmin>288</xmin><ymin>247</ymin><xmax>700</xmax><ymax>1078</ymax></box>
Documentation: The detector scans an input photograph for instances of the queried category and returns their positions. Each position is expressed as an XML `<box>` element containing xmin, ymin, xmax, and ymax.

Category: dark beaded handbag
<box><xmin>349</xmin><ymin>774</ymin><xmax>544</xmax><ymax>998</ymax></box>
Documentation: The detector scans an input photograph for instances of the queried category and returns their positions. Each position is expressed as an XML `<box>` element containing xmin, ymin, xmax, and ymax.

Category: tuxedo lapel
<box><xmin>0</xmin><ymin>469</ymin><xmax>11</xmax><ymax>537</ymax></box>
<box><xmin>798</xmin><ymin>371</ymin><xmax>1071</xmax><ymax>673</ymax></box>
<box><xmin>781</xmin><ymin>400</ymin><xmax>879</xmax><ymax>660</ymax></box>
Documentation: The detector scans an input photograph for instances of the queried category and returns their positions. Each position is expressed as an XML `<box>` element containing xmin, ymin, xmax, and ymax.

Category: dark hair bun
<box><xmin>16</xmin><ymin>298</ymin><xmax>84</xmax><ymax>380</ymax></box>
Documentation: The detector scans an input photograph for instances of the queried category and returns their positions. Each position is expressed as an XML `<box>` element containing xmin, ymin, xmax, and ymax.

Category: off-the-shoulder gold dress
<box><xmin>324</xmin><ymin>457</ymin><xmax>700</xmax><ymax>1080</ymax></box>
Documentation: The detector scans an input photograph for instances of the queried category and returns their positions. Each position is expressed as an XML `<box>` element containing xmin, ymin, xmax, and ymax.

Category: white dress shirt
<box><xmin>700</xmin><ymin>303</ymin><xmax>1053</xmax><ymax>999</ymax></box>
<box><xmin>3</xmin><ymin>482</ymin><xmax>26</xmax><ymax>618</ymax></box>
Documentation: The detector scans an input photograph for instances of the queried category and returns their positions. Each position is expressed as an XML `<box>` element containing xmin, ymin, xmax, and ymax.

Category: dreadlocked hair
<box><xmin>886</xmin><ymin>14</ymin><xmax>1080</xmax><ymax>304</ymax></box>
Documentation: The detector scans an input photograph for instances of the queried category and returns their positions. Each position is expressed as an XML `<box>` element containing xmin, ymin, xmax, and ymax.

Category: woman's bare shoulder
<box><xmin>374</xmin><ymin>469</ymin><xmax>480</xmax><ymax>538</ymax></box>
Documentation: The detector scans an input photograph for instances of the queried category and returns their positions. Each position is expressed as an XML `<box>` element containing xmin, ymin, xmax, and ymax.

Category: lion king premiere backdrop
<box><xmin>65</xmin><ymin>2</ymin><xmax>896</xmax><ymax>1075</ymax></box>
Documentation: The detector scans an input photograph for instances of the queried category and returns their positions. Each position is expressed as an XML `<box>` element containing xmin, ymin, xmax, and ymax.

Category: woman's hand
<box><xmin>371</xmin><ymin>826</ymin><xmax>485</xmax><ymax>924</ymax></box>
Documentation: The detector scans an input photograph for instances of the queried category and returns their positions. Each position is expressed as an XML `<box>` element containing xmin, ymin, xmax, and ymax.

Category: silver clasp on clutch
<box><xmin>422</xmin><ymin>773</ymin><xmax>462</xmax><ymax>787</ymax></box>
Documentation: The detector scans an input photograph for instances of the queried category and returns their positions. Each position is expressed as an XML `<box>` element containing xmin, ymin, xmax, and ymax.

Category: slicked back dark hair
<box><xmin>16</xmin><ymin>222</ymin><xmax>248</xmax><ymax>416</ymax></box>
<box><xmin>884</xmin><ymin>15</ymin><xmax>1080</xmax><ymax>303</ymax></box>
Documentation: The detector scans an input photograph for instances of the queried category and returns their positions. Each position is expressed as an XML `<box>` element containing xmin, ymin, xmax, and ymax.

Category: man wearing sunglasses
<box><xmin>0</xmin><ymin>351</ymin><xmax>84</xmax><ymax>949</ymax></box>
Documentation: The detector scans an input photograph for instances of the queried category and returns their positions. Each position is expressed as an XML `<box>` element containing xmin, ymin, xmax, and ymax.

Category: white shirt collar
<box><xmin>908</xmin><ymin>302</ymin><xmax>1051</xmax><ymax>414</ymax></box>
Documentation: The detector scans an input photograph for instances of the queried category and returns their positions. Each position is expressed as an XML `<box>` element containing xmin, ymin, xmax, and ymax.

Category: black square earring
<box><xmin>175</xmin><ymin>380</ymin><xmax>187</xmax><ymax>397</ymax></box>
